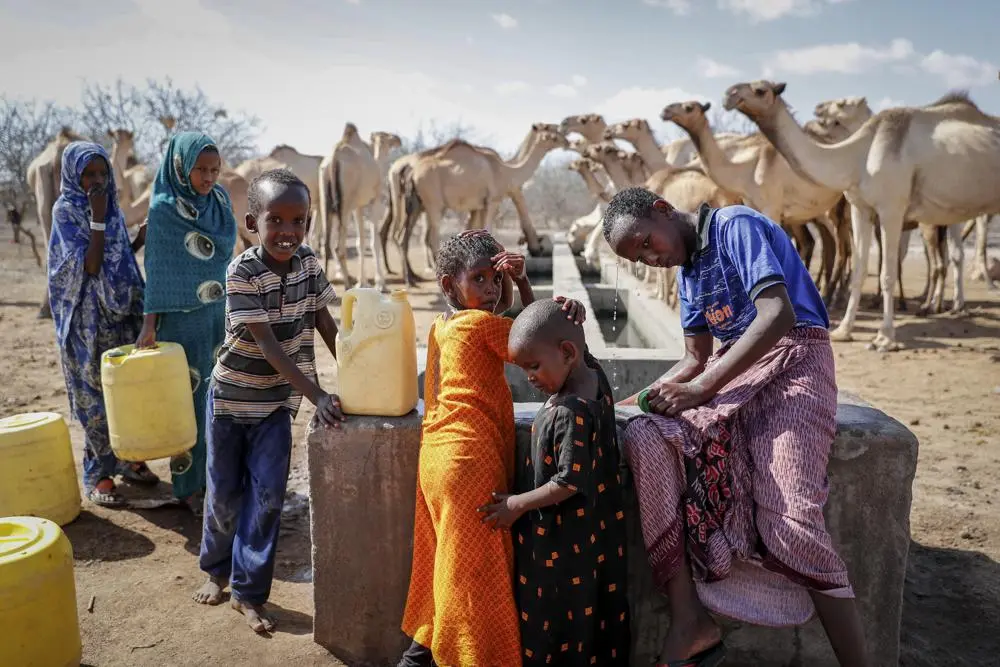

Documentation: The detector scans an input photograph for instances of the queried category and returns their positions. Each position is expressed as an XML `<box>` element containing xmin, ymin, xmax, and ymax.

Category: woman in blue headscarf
<box><xmin>48</xmin><ymin>141</ymin><xmax>152</xmax><ymax>507</ymax></box>
<box><xmin>136</xmin><ymin>132</ymin><xmax>237</xmax><ymax>515</ymax></box>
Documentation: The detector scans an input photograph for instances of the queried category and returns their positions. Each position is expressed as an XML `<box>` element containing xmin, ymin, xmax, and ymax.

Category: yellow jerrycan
<box><xmin>0</xmin><ymin>516</ymin><xmax>82</xmax><ymax>667</ymax></box>
<box><xmin>101</xmin><ymin>342</ymin><xmax>197</xmax><ymax>462</ymax></box>
<box><xmin>0</xmin><ymin>413</ymin><xmax>80</xmax><ymax>526</ymax></box>
<box><xmin>336</xmin><ymin>288</ymin><xmax>418</xmax><ymax>416</ymax></box>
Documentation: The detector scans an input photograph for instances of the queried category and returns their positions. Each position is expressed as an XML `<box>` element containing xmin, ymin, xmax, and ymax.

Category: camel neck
<box><xmin>685</xmin><ymin>122</ymin><xmax>752</xmax><ymax>197</ymax></box>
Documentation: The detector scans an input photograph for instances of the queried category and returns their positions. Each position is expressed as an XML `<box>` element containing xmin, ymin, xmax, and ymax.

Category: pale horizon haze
<box><xmin>3</xmin><ymin>0</ymin><xmax>997</xmax><ymax>158</ymax></box>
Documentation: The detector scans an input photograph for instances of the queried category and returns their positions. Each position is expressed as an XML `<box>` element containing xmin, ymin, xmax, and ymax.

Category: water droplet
<box><xmin>612</xmin><ymin>264</ymin><xmax>620</xmax><ymax>393</ymax></box>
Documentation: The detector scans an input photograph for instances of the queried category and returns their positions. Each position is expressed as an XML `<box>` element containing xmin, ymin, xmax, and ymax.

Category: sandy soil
<box><xmin>1</xmin><ymin>221</ymin><xmax>997</xmax><ymax>667</ymax></box>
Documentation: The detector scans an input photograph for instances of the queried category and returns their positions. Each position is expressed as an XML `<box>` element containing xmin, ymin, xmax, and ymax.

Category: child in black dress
<box><xmin>480</xmin><ymin>298</ymin><xmax>630</xmax><ymax>666</ymax></box>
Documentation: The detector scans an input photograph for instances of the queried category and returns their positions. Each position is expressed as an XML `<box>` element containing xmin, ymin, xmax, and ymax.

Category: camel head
<box><xmin>559</xmin><ymin>113</ymin><xmax>605</xmax><ymax>136</ymax></box>
<box><xmin>533</xmin><ymin>131</ymin><xmax>570</xmax><ymax>152</ymax></box>
<box><xmin>814</xmin><ymin>96</ymin><xmax>870</xmax><ymax>121</ymax></box>
<box><xmin>107</xmin><ymin>128</ymin><xmax>135</xmax><ymax>155</ymax></box>
<box><xmin>619</xmin><ymin>151</ymin><xmax>646</xmax><ymax>172</ymax></box>
<box><xmin>723</xmin><ymin>80</ymin><xmax>786</xmax><ymax>121</ymax></box>
<box><xmin>602</xmin><ymin>118</ymin><xmax>652</xmax><ymax>142</ymax></box>
<box><xmin>581</xmin><ymin>141</ymin><xmax>621</xmax><ymax>166</ymax></box>
<box><xmin>660</xmin><ymin>101</ymin><xmax>712</xmax><ymax>133</ymax></box>
<box><xmin>812</xmin><ymin>95</ymin><xmax>873</xmax><ymax>135</ymax></box>
<box><xmin>371</xmin><ymin>131</ymin><xmax>402</xmax><ymax>153</ymax></box>
<box><xmin>568</xmin><ymin>157</ymin><xmax>603</xmax><ymax>176</ymax></box>
<box><xmin>567</xmin><ymin>138</ymin><xmax>589</xmax><ymax>155</ymax></box>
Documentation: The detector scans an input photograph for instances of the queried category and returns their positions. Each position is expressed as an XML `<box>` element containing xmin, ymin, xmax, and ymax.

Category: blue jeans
<box><xmin>199</xmin><ymin>393</ymin><xmax>292</xmax><ymax>605</ymax></box>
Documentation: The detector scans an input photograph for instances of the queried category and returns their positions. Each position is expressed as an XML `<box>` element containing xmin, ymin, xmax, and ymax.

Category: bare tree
<box><xmin>0</xmin><ymin>98</ymin><xmax>74</xmax><ymax>207</ymax></box>
<box><xmin>77</xmin><ymin>78</ymin><xmax>261</xmax><ymax>165</ymax></box>
<box><xmin>708</xmin><ymin>105</ymin><xmax>756</xmax><ymax>136</ymax></box>
<box><xmin>398</xmin><ymin>118</ymin><xmax>478</xmax><ymax>155</ymax></box>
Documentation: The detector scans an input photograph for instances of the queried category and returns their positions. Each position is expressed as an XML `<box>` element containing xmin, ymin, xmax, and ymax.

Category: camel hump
<box><xmin>418</xmin><ymin>139</ymin><xmax>474</xmax><ymax>158</ymax></box>
<box><xmin>928</xmin><ymin>90</ymin><xmax>978</xmax><ymax>110</ymax></box>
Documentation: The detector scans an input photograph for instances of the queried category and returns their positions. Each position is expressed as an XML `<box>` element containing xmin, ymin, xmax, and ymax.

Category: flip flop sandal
<box><xmin>659</xmin><ymin>642</ymin><xmax>726</xmax><ymax>667</ymax></box>
<box><xmin>119</xmin><ymin>462</ymin><xmax>160</xmax><ymax>486</ymax></box>
<box><xmin>87</xmin><ymin>485</ymin><xmax>127</xmax><ymax>508</ymax></box>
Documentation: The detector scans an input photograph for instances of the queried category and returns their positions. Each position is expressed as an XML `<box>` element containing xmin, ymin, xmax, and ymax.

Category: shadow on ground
<box><xmin>64</xmin><ymin>511</ymin><xmax>155</xmax><ymax>562</ymax></box>
<box><xmin>901</xmin><ymin>539</ymin><xmax>1000</xmax><ymax>666</ymax></box>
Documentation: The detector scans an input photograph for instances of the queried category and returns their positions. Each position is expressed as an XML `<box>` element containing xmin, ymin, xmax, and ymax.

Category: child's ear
<box><xmin>439</xmin><ymin>274</ymin><xmax>454</xmax><ymax>299</ymax></box>
<box><xmin>245</xmin><ymin>213</ymin><xmax>258</xmax><ymax>233</ymax></box>
<box><xmin>560</xmin><ymin>340</ymin><xmax>579</xmax><ymax>365</ymax></box>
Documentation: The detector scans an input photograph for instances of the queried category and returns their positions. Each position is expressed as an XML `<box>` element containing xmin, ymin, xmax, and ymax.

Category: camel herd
<box><xmin>19</xmin><ymin>80</ymin><xmax>999</xmax><ymax>352</ymax></box>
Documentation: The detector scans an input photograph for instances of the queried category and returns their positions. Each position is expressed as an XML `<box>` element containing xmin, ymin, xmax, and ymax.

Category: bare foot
<box><xmin>659</xmin><ymin>613</ymin><xmax>722</xmax><ymax>663</ymax></box>
<box><xmin>232</xmin><ymin>598</ymin><xmax>277</xmax><ymax>634</ymax></box>
<box><xmin>192</xmin><ymin>575</ymin><xmax>227</xmax><ymax>605</ymax></box>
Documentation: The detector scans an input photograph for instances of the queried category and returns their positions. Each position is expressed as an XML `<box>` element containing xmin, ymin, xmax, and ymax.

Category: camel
<box><xmin>566</xmin><ymin>157</ymin><xmax>613</xmax><ymax>256</ymax></box>
<box><xmin>235</xmin><ymin>144</ymin><xmax>324</xmax><ymax>244</ymax></box>
<box><xmin>385</xmin><ymin>129</ymin><xmax>568</xmax><ymax>286</ymax></box>
<box><xmin>25</xmin><ymin>127</ymin><xmax>87</xmax><ymax>318</ymax></box>
<box><xmin>725</xmin><ymin>81</ymin><xmax>1000</xmax><ymax>351</ymax></box>
<box><xmin>560</xmin><ymin>114</ymin><xmax>607</xmax><ymax>145</ymax></box>
<box><xmin>602</xmin><ymin>117</ymin><xmax>749</xmax><ymax>169</ymax></box>
<box><xmin>815</xmin><ymin>100</ymin><xmax>996</xmax><ymax>297</ymax></box>
<box><xmin>660</xmin><ymin>101</ymin><xmax>841</xmax><ymax>298</ymax></box>
<box><xmin>316</xmin><ymin>123</ymin><xmax>391</xmax><ymax>290</ymax></box>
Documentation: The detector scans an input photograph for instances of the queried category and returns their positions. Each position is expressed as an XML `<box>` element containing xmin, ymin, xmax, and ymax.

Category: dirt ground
<box><xmin>1</xmin><ymin>221</ymin><xmax>998</xmax><ymax>667</ymax></box>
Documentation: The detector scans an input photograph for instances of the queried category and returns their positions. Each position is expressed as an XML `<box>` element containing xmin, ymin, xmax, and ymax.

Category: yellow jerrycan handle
<box><xmin>340</xmin><ymin>292</ymin><xmax>357</xmax><ymax>334</ymax></box>
<box><xmin>105</xmin><ymin>343</ymin><xmax>160</xmax><ymax>367</ymax></box>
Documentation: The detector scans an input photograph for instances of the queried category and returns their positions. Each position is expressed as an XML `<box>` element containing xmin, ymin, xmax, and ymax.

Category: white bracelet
<box><xmin>89</xmin><ymin>221</ymin><xmax>106</xmax><ymax>232</ymax></box>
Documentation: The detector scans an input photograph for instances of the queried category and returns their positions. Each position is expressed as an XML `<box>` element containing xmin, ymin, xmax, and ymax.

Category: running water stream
<box><xmin>611</xmin><ymin>264</ymin><xmax>620</xmax><ymax>394</ymax></box>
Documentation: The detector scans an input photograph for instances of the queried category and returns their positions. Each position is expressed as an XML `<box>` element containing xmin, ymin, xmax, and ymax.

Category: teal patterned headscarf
<box><xmin>144</xmin><ymin>132</ymin><xmax>238</xmax><ymax>314</ymax></box>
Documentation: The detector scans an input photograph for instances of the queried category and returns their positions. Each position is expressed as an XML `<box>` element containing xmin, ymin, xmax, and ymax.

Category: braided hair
<box><xmin>435</xmin><ymin>232</ymin><xmax>503</xmax><ymax>281</ymax></box>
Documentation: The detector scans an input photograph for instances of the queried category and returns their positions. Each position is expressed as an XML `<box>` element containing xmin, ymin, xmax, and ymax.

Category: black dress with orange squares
<box><xmin>512</xmin><ymin>368</ymin><xmax>630</xmax><ymax>666</ymax></box>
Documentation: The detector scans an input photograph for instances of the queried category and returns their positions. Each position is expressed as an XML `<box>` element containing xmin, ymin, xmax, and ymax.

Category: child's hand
<box><xmin>315</xmin><ymin>392</ymin><xmax>346</xmax><ymax>428</ymax></box>
<box><xmin>87</xmin><ymin>184</ymin><xmax>108</xmax><ymax>223</ymax></box>
<box><xmin>646</xmin><ymin>380</ymin><xmax>711</xmax><ymax>416</ymax></box>
<box><xmin>134</xmin><ymin>322</ymin><xmax>156</xmax><ymax>349</ymax></box>
<box><xmin>492</xmin><ymin>251</ymin><xmax>526</xmax><ymax>280</ymax></box>
<box><xmin>553</xmin><ymin>296</ymin><xmax>587</xmax><ymax>325</ymax></box>
<box><xmin>478</xmin><ymin>491</ymin><xmax>524</xmax><ymax>530</ymax></box>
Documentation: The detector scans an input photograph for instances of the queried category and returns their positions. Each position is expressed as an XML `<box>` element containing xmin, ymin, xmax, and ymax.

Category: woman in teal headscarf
<box><xmin>136</xmin><ymin>132</ymin><xmax>237</xmax><ymax>515</ymax></box>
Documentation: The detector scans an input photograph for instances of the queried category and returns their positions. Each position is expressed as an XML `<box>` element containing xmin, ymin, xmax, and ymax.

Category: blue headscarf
<box><xmin>47</xmin><ymin>141</ymin><xmax>144</xmax><ymax>349</ymax></box>
<box><xmin>144</xmin><ymin>132</ymin><xmax>237</xmax><ymax>313</ymax></box>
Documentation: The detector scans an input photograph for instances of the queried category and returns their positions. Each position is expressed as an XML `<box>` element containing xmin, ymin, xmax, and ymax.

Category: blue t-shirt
<box><xmin>679</xmin><ymin>204</ymin><xmax>829</xmax><ymax>342</ymax></box>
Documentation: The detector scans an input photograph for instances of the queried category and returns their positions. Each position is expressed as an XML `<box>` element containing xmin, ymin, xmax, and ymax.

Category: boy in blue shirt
<box><xmin>601</xmin><ymin>188</ymin><xmax>868</xmax><ymax>667</ymax></box>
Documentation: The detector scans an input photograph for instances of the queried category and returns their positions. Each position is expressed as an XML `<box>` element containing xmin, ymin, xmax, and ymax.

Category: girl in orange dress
<box><xmin>399</xmin><ymin>231</ymin><xmax>585</xmax><ymax>667</ymax></box>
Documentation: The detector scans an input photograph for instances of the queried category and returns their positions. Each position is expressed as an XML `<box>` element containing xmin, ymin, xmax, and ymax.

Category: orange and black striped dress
<box><xmin>401</xmin><ymin>309</ymin><xmax>521</xmax><ymax>666</ymax></box>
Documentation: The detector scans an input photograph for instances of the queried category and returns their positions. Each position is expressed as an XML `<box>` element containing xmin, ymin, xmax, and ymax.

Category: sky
<box><xmin>2</xmin><ymin>0</ymin><xmax>998</xmax><ymax>159</ymax></box>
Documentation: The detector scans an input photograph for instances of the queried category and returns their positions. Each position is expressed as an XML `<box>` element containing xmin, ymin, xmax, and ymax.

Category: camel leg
<box><xmin>411</xmin><ymin>207</ymin><xmax>441</xmax><ymax>286</ymax></box>
<box><xmin>917</xmin><ymin>225</ymin><xmax>944</xmax><ymax>315</ymax></box>
<box><xmin>972</xmin><ymin>215</ymin><xmax>996</xmax><ymax>289</ymax></box>
<box><xmin>829</xmin><ymin>203</ymin><xmax>853</xmax><ymax>307</ymax></box>
<box><xmin>831</xmin><ymin>203</ymin><xmax>876</xmax><ymax>344</ymax></box>
<box><xmin>946</xmin><ymin>223</ymin><xmax>967</xmax><ymax>314</ymax></box>
<box><xmin>368</xmin><ymin>200</ymin><xmax>388</xmax><ymax>292</ymax></box>
<box><xmin>354</xmin><ymin>208</ymin><xmax>368</xmax><ymax>289</ymax></box>
<box><xmin>508</xmin><ymin>189</ymin><xmax>544</xmax><ymax>256</ymax></box>
<box><xmin>334</xmin><ymin>209</ymin><xmax>353</xmax><ymax>288</ymax></box>
<box><xmin>814</xmin><ymin>219</ymin><xmax>836</xmax><ymax>296</ymax></box>
<box><xmin>869</xmin><ymin>205</ymin><xmax>906</xmax><ymax>352</ymax></box>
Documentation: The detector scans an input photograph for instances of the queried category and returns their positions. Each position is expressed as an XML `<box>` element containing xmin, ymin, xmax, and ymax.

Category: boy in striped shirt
<box><xmin>192</xmin><ymin>169</ymin><xmax>345</xmax><ymax>634</ymax></box>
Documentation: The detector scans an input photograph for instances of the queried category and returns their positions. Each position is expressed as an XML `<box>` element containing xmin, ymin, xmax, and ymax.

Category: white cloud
<box><xmin>571</xmin><ymin>74</ymin><xmax>588</xmax><ymax>87</ymax></box>
<box><xmin>642</xmin><ymin>0</ymin><xmax>692</xmax><ymax>15</ymax></box>
<box><xmin>763</xmin><ymin>38</ymin><xmax>914</xmax><ymax>75</ymax></box>
<box><xmin>345</xmin><ymin>0</ymin><xmax>360</xmax><ymax>4</ymax></box>
<box><xmin>547</xmin><ymin>84</ymin><xmax>578</xmax><ymax>98</ymax></box>
<box><xmin>494</xmin><ymin>80</ymin><xmax>530</xmax><ymax>95</ymax></box>
<box><xmin>491</xmin><ymin>13</ymin><xmax>518</xmax><ymax>29</ymax></box>
<box><xmin>921</xmin><ymin>51</ymin><xmax>996</xmax><ymax>88</ymax></box>
<box><xmin>873</xmin><ymin>97</ymin><xmax>904</xmax><ymax>111</ymax></box>
<box><xmin>697</xmin><ymin>56</ymin><xmax>742</xmax><ymax>79</ymax></box>
<box><xmin>596</xmin><ymin>86</ymin><xmax>706</xmax><ymax>123</ymax></box>
<box><xmin>718</xmin><ymin>0</ymin><xmax>853</xmax><ymax>22</ymax></box>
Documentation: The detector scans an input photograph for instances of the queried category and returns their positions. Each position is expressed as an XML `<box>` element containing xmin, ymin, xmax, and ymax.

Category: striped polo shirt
<box><xmin>212</xmin><ymin>245</ymin><xmax>336</xmax><ymax>423</ymax></box>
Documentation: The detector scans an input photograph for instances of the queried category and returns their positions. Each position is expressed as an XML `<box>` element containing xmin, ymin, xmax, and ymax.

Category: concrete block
<box><xmin>307</xmin><ymin>410</ymin><xmax>423</xmax><ymax>666</ymax></box>
<box><xmin>307</xmin><ymin>394</ymin><xmax>917</xmax><ymax>667</ymax></box>
<box><xmin>611</xmin><ymin>392</ymin><xmax>918</xmax><ymax>666</ymax></box>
